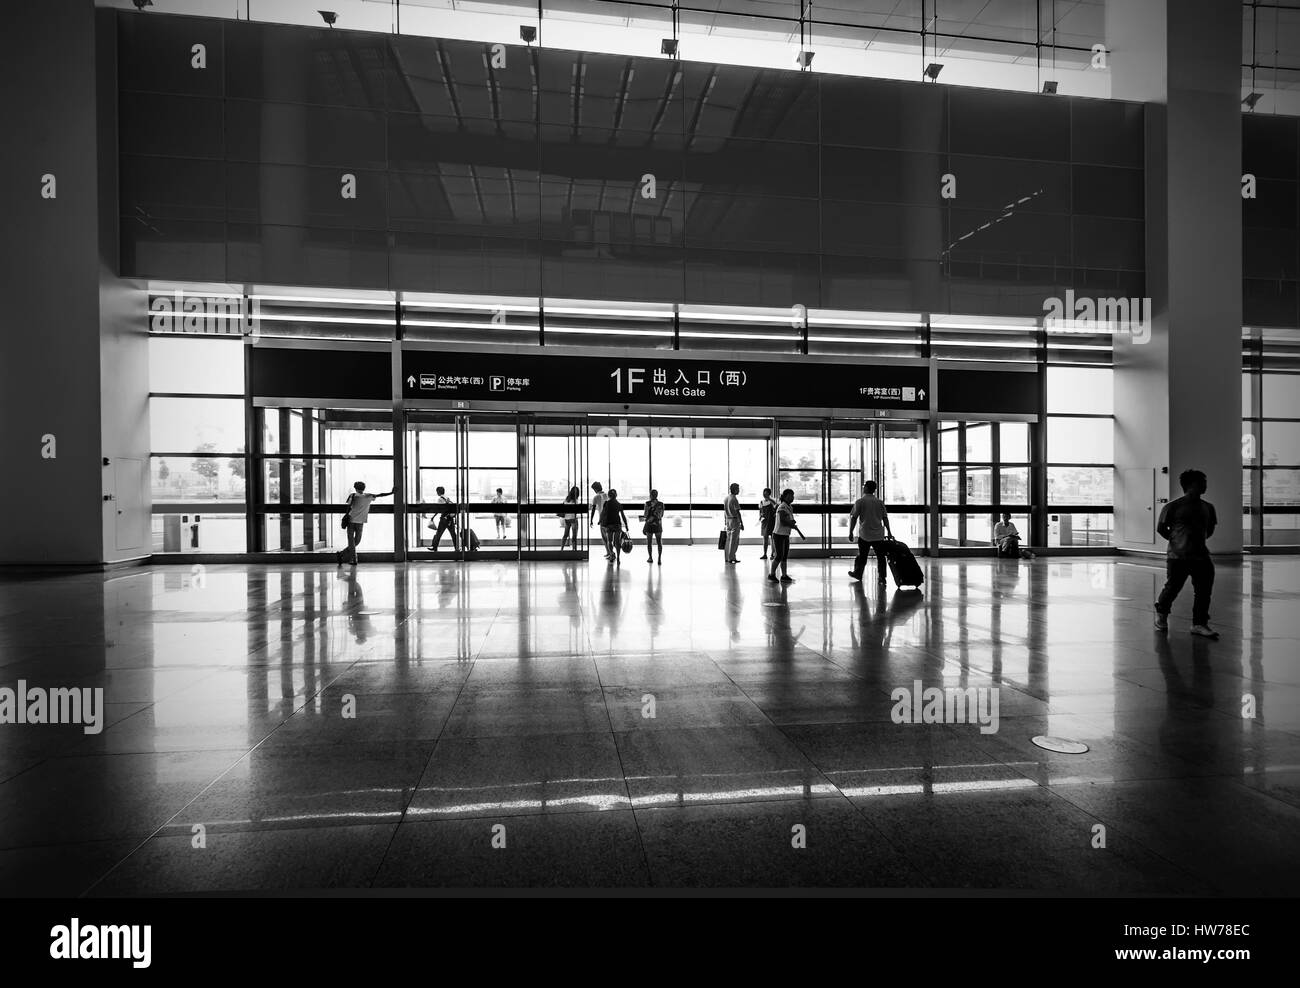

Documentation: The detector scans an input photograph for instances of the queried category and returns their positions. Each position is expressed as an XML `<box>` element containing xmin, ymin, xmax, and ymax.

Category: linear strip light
<box><xmin>250</xmin><ymin>294</ymin><xmax>393</xmax><ymax>305</ymax></box>
<box><xmin>806</xmin><ymin>336</ymin><xmax>926</xmax><ymax>346</ymax></box>
<box><xmin>930</xmin><ymin>339</ymin><xmax>1036</xmax><ymax>349</ymax></box>
<box><xmin>678</xmin><ymin>330</ymin><xmax>798</xmax><ymax>342</ymax></box>
<box><xmin>153</xmin><ymin>311</ymin><xmax>245</xmax><ymax>320</ymax></box>
<box><xmin>403</xmin><ymin>300</ymin><xmax>539</xmax><ymax>312</ymax></box>
<box><xmin>810</xmin><ymin>315</ymin><xmax>924</xmax><ymax>327</ymax></box>
<box><xmin>544</xmin><ymin>306</ymin><xmax>672</xmax><ymax>319</ymax></box>
<box><xmin>935</xmin><ymin>356</ymin><xmax>1039</xmax><ymax>363</ymax></box>
<box><xmin>401</xmin><ymin>319</ymin><xmax>538</xmax><ymax>331</ymax></box>
<box><xmin>932</xmin><ymin>319</ymin><xmax>1039</xmax><ymax>331</ymax></box>
<box><xmin>255</xmin><ymin>313</ymin><xmax>395</xmax><ymax>325</ymax></box>
<box><xmin>151</xmin><ymin>293</ymin><xmax>245</xmax><ymax>302</ymax></box>
<box><xmin>544</xmin><ymin>325</ymin><xmax>673</xmax><ymax>337</ymax></box>
<box><xmin>679</xmin><ymin>311</ymin><xmax>795</xmax><ymax>324</ymax></box>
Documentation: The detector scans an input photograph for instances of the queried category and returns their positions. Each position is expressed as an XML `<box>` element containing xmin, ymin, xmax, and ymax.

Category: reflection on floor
<box><xmin>1</xmin><ymin>550</ymin><xmax>1298</xmax><ymax>894</ymax></box>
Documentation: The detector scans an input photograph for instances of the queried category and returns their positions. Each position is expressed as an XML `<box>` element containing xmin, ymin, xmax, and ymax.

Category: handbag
<box><xmin>340</xmin><ymin>516</ymin><xmax>349</xmax><ymax>530</ymax></box>
<box><xmin>717</xmin><ymin>530</ymin><xmax>727</xmax><ymax>550</ymax></box>
<box><xmin>619</xmin><ymin>532</ymin><xmax>633</xmax><ymax>554</ymax></box>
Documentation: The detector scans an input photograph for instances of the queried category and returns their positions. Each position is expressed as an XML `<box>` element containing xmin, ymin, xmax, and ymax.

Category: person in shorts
<box><xmin>642</xmin><ymin>489</ymin><xmax>665</xmax><ymax>565</ymax></box>
<box><xmin>492</xmin><ymin>488</ymin><xmax>508</xmax><ymax>540</ymax></box>
<box><xmin>336</xmin><ymin>481</ymin><xmax>393</xmax><ymax>566</ymax></box>
<box><xmin>759</xmin><ymin>488</ymin><xmax>778</xmax><ymax>559</ymax></box>
<box><xmin>599</xmin><ymin>488</ymin><xmax>628</xmax><ymax>567</ymax></box>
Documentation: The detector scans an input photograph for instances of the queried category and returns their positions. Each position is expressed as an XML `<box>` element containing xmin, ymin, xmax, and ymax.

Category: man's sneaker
<box><xmin>847</xmin><ymin>571</ymin><xmax>861</xmax><ymax>581</ymax></box>
<box><xmin>1190</xmin><ymin>624</ymin><xmax>1220</xmax><ymax>640</ymax></box>
<box><xmin>780</xmin><ymin>575</ymin><xmax>795</xmax><ymax>584</ymax></box>
<box><xmin>767</xmin><ymin>574</ymin><xmax>779</xmax><ymax>582</ymax></box>
<box><xmin>1154</xmin><ymin>612</ymin><xmax>1168</xmax><ymax>631</ymax></box>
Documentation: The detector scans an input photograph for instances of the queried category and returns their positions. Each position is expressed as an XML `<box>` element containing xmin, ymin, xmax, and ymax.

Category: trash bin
<box><xmin>163</xmin><ymin>514</ymin><xmax>182</xmax><ymax>552</ymax></box>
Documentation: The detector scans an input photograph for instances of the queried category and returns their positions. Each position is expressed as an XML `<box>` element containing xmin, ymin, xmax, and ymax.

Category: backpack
<box><xmin>599</xmin><ymin>499</ymin><xmax>620</xmax><ymax>528</ymax></box>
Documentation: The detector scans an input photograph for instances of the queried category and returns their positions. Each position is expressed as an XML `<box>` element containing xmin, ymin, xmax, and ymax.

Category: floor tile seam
<box><xmin>1034</xmin><ymin>782</ymin><xmax>1231</xmax><ymax>894</ymax></box>
<box><xmin>75</xmin><ymin>745</ymin><xmax>259</xmax><ymax>898</ymax></box>
<box><xmin>599</xmin><ymin>688</ymin><xmax>654</xmax><ymax>885</ymax></box>
<box><xmin>365</xmin><ymin>736</ymin><xmax>443</xmax><ymax>888</ymax></box>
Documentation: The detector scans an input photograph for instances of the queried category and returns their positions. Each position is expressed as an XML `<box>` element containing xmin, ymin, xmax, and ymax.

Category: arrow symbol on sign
<box><xmin>406</xmin><ymin>375</ymin><xmax>415</xmax><ymax>387</ymax></box>
<box><xmin>918</xmin><ymin>389</ymin><xmax>927</xmax><ymax>400</ymax></box>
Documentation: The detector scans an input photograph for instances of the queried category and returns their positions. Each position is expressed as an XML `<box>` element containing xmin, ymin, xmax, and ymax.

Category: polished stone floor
<box><xmin>1</xmin><ymin>550</ymin><xmax>1298</xmax><ymax>894</ymax></box>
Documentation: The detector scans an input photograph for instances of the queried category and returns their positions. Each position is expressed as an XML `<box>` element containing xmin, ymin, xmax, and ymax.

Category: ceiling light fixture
<box><xmin>318</xmin><ymin>10</ymin><xmax>337</xmax><ymax>28</ymax></box>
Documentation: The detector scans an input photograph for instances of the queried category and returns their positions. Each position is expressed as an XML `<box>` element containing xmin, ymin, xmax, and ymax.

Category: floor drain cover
<box><xmin>1031</xmin><ymin>735</ymin><xmax>1090</xmax><ymax>754</ymax></box>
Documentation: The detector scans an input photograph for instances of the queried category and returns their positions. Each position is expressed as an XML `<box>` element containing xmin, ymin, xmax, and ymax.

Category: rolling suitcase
<box><xmin>885</xmin><ymin>538</ymin><xmax>924</xmax><ymax>590</ymax></box>
<box><xmin>466</xmin><ymin>529</ymin><xmax>480</xmax><ymax>553</ymax></box>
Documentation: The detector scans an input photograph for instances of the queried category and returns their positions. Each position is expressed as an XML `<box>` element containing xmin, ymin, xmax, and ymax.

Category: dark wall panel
<box><xmin>252</xmin><ymin>347</ymin><xmax>391</xmax><ymax>399</ymax></box>
<box><xmin>1243</xmin><ymin>114</ymin><xmax>1300</xmax><ymax>321</ymax></box>
<box><xmin>116</xmin><ymin>11</ymin><xmax>1148</xmax><ymax>314</ymax></box>
<box><xmin>938</xmin><ymin>369</ymin><xmax>1039</xmax><ymax>414</ymax></box>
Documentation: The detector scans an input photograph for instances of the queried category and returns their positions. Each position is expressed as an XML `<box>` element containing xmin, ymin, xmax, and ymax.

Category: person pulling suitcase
<box><xmin>884</xmin><ymin>535</ymin><xmax>925</xmax><ymax>591</ymax></box>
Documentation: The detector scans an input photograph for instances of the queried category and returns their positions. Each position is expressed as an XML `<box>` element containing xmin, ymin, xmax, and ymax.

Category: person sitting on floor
<box><xmin>993</xmin><ymin>512</ymin><xmax>1035</xmax><ymax>559</ymax></box>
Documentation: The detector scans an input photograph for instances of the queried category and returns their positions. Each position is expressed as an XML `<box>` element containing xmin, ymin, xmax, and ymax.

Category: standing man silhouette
<box><xmin>1155</xmin><ymin>468</ymin><xmax>1220</xmax><ymax>639</ymax></box>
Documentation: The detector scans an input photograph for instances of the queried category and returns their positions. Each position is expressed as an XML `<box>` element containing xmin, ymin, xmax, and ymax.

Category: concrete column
<box><xmin>1109</xmin><ymin>0</ymin><xmax>1244</xmax><ymax>554</ymax></box>
<box><xmin>0</xmin><ymin>1</ymin><xmax>149</xmax><ymax>567</ymax></box>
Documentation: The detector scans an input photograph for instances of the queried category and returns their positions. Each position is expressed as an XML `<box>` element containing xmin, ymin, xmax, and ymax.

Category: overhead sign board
<box><xmin>401</xmin><ymin>350</ymin><xmax>930</xmax><ymax>411</ymax></box>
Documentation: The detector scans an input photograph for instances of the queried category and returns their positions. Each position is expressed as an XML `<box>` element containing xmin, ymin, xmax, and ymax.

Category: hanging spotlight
<box><xmin>1042</xmin><ymin>80</ymin><xmax>1058</xmax><ymax>94</ymax></box>
<box><xmin>661</xmin><ymin>38</ymin><xmax>678</xmax><ymax>57</ymax></box>
<box><xmin>131</xmin><ymin>0</ymin><xmax>153</xmax><ymax>9</ymax></box>
<box><xmin>925</xmin><ymin>62</ymin><xmax>943</xmax><ymax>81</ymax></box>
<box><xmin>519</xmin><ymin>25</ymin><xmax>537</xmax><ymax>44</ymax></box>
<box><xmin>796</xmin><ymin>51</ymin><xmax>815</xmax><ymax>70</ymax></box>
<box><xmin>1243</xmin><ymin>92</ymin><xmax>1263</xmax><ymax>110</ymax></box>
<box><xmin>318</xmin><ymin>10</ymin><xmax>337</xmax><ymax>27</ymax></box>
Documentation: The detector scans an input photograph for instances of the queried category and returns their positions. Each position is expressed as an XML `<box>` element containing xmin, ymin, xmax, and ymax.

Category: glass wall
<box><xmin>1045</xmin><ymin>364</ymin><xmax>1115</xmax><ymax>546</ymax></box>
<box><xmin>148</xmin><ymin>333</ymin><xmax>248</xmax><ymax>552</ymax></box>
<box><xmin>937</xmin><ymin>420</ymin><xmax>1033</xmax><ymax>548</ymax></box>
<box><xmin>255</xmin><ymin>407</ymin><xmax>395</xmax><ymax>553</ymax></box>
<box><xmin>586</xmin><ymin>419</ymin><xmax>770</xmax><ymax>544</ymax></box>
<box><xmin>1243</xmin><ymin>327</ymin><xmax>1300</xmax><ymax>546</ymax></box>
<box><xmin>782</xmin><ymin>421</ymin><xmax>927</xmax><ymax>550</ymax></box>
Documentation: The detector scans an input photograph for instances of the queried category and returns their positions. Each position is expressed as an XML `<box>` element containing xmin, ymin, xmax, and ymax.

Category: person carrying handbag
<box><xmin>336</xmin><ymin>481</ymin><xmax>393</xmax><ymax>567</ymax></box>
<box><xmin>598</xmin><ymin>489</ymin><xmax>629</xmax><ymax>567</ymax></box>
<box><xmin>722</xmin><ymin>483</ymin><xmax>744</xmax><ymax>564</ymax></box>
<box><xmin>428</xmin><ymin>486</ymin><xmax>459</xmax><ymax>553</ymax></box>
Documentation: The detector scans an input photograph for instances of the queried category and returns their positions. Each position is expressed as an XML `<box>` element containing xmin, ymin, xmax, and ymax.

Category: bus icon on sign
<box><xmin>419</xmin><ymin>374</ymin><xmax>437</xmax><ymax>389</ymax></box>
<box><xmin>490</xmin><ymin>376</ymin><xmax>505</xmax><ymax>391</ymax></box>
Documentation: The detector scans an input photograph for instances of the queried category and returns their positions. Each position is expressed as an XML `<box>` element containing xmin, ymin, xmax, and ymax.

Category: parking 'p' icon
<box><xmin>490</xmin><ymin>376</ymin><xmax>505</xmax><ymax>392</ymax></box>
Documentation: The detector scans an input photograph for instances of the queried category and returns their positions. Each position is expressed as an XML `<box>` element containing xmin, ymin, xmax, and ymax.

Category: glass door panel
<box><xmin>465</xmin><ymin>418</ymin><xmax>518</xmax><ymax>552</ymax></box>
<box><xmin>777</xmin><ymin>426</ymin><xmax>826</xmax><ymax>544</ymax></box>
<box><xmin>878</xmin><ymin>423</ymin><xmax>926</xmax><ymax>549</ymax></box>
<box><xmin>527</xmin><ymin>418</ymin><xmax>586</xmax><ymax>552</ymax></box>
<box><xmin>649</xmin><ymin>434</ymin><xmax>691</xmax><ymax>540</ymax></box>
<box><xmin>405</xmin><ymin>415</ymin><xmax>458</xmax><ymax>554</ymax></box>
